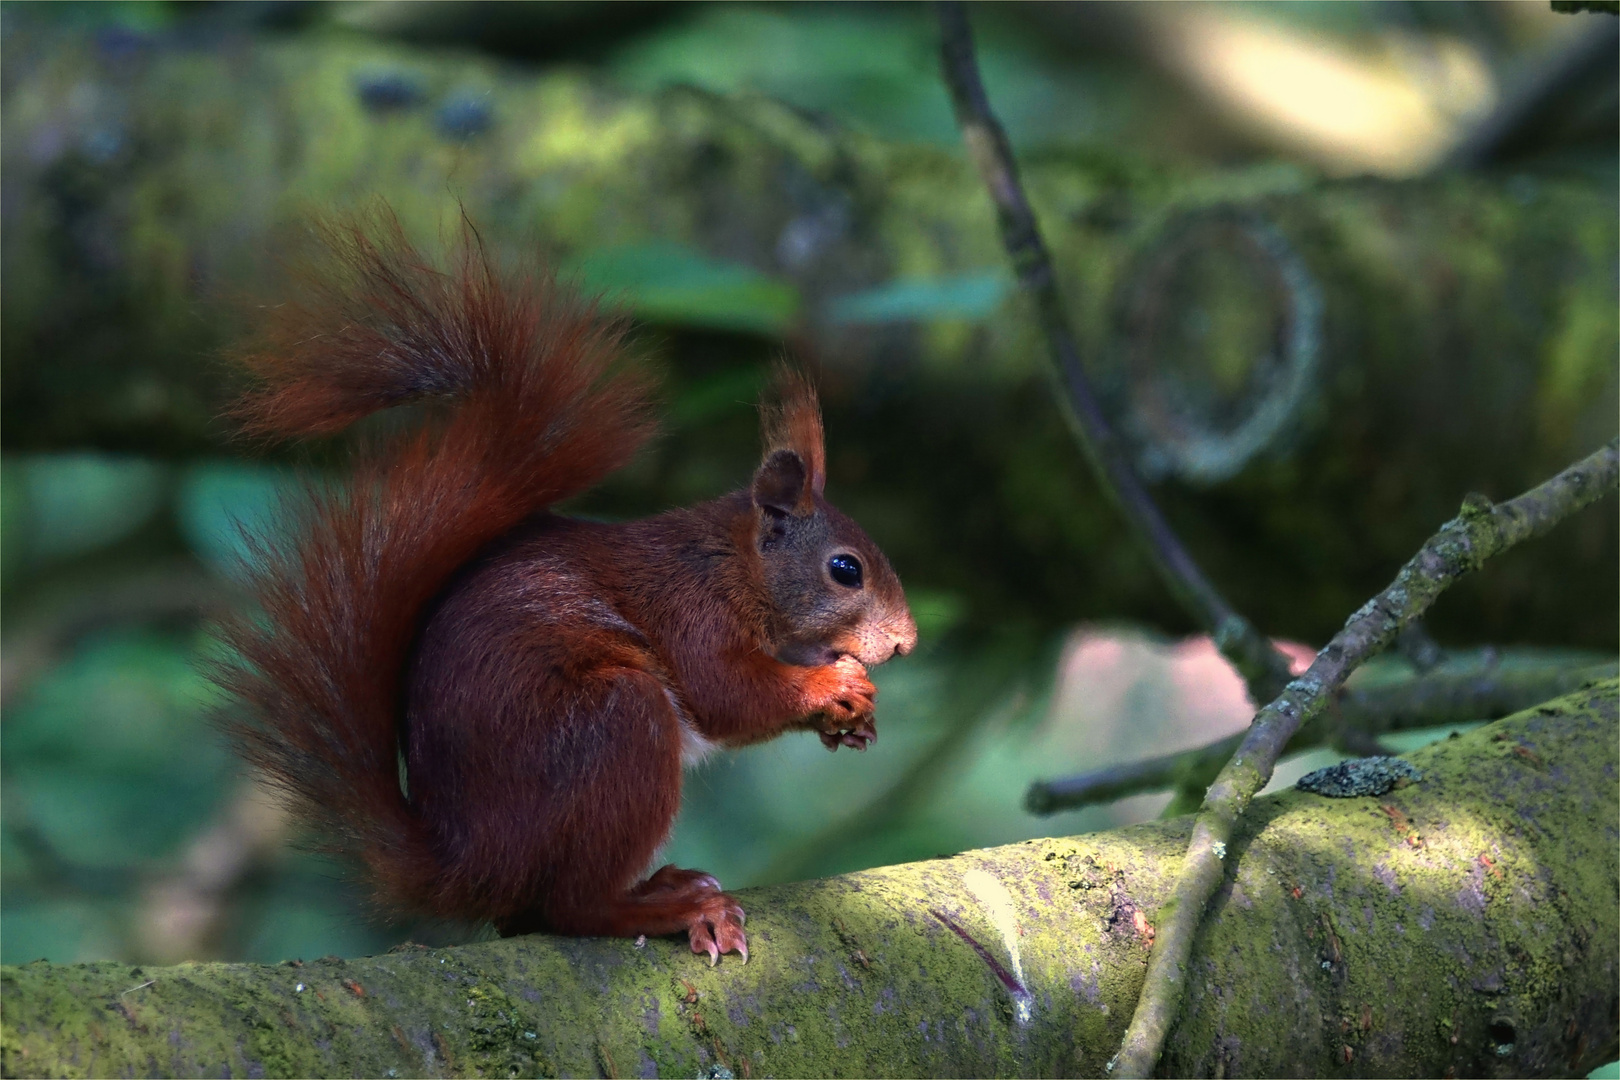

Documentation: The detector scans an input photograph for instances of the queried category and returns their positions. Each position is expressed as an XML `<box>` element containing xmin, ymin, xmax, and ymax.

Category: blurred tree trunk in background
<box><xmin>3</xmin><ymin>16</ymin><xmax>1615</xmax><ymax>651</ymax></box>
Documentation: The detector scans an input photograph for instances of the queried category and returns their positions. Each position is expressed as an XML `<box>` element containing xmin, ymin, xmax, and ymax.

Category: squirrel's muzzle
<box><xmin>845</xmin><ymin>606</ymin><xmax>918</xmax><ymax>667</ymax></box>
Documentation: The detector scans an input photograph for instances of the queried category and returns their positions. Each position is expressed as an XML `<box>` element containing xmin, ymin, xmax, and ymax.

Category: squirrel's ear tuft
<box><xmin>758</xmin><ymin>365</ymin><xmax>824</xmax><ymax>513</ymax></box>
<box><xmin>752</xmin><ymin>448</ymin><xmax>810</xmax><ymax>517</ymax></box>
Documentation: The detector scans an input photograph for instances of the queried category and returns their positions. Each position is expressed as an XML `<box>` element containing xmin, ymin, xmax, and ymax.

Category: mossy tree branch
<box><xmin>1111</xmin><ymin>439</ymin><xmax>1619</xmax><ymax>1077</ymax></box>
<box><xmin>3</xmin><ymin>682</ymin><xmax>1616</xmax><ymax>1079</ymax></box>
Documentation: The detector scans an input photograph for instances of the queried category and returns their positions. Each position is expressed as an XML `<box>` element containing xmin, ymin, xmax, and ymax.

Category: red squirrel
<box><xmin>214</xmin><ymin>217</ymin><xmax>917</xmax><ymax>964</ymax></box>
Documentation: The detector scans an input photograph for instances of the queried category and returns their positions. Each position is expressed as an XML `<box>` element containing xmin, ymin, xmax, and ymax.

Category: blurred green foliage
<box><xmin>567</xmin><ymin>242</ymin><xmax>801</xmax><ymax>334</ymax></box>
<box><xmin>8</xmin><ymin>630</ymin><xmax>224</xmax><ymax>864</ymax></box>
<box><xmin>827</xmin><ymin>271</ymin><xmax>1011</xmax><ymax>325</ymax></box>
<box><xmin>175</xmin><ymin>463</ymin><xmax>299</xmax><ymax>576</ymax></box>
<box><xmin>4</xmin><ymin>456</ymin><xmax>166</xmax><ymax>566</ymax></box>
<box><xmin>600</xmin><ymin>3</ymin><xmax>1130</xmax><ymax>150</ymax></box>
<box><xmin>1</xmin><ymin>455</ymin><xmax>396</xmax><ymax>965</ymax></box>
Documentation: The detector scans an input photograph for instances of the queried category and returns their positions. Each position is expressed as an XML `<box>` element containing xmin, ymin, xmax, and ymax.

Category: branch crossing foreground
<box><xmin>3</xmin><ymin>680</ymin><xmax>1615</xmax><ymax>1077</ymax></box>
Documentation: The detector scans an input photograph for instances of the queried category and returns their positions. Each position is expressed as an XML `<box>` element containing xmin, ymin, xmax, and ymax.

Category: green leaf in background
<box><xmin>3</xmin><ymin>628</ymin><xmax>231</xmax><ymax>868</ymax></box>
<box><xmin>3</xmin><ymin>631</ymin><xmax>221</xmax><ymax>771</ymax></box>
<box><xmin>12</xmin><ymin>769</ymin><xmax>226</xmax><ymax>867</ymax></box>
<box><xmin>603</xmin><ymin>3</ymin><xmax>1123</xmax><ymax>149</ymax></box>
<box><xmin>904</xmin><ymin>588</ymin><xmax>968</xmax><ymax>641</ymax></box>
<box><xmin>607</xmin><ymin>4</ymin><xmax>952</xmax><ymax>142</ymax></box>
<box><xmin>176</xmin><ymin>463</ymin><xmax>299</xmax><ymax>577</ymax></box>
<box><xmin>20</xmin><ymin>1</ymin><xmax>176</xmax><ymax>33</ymax></box>
<box><xmin>669</xmin><ymin>366</ymin><xmax>769</xmax><ymax>427</ymax></box>
<box><xmin>3</xmin><ymin>455</ymin><xmax>167</xmax><ymax>570</ymax></box>
<box><xmin>238</xmin><ymin>878</ymin><xmax>394</xmax><ymax>966</ymax></box>
<box><xmin>827</xmin><ymin>272</ymin><xmax>1011</xmax><ymax>325</ymax></box>
<box><xmin>567</xmin><ymin>242</ymin><xmax>800</xmax><ymax>335</ymax></box>
<box><xmin>0</xmin><ymin>902</ymin><xmax>126</xmax><ymax>966</ymax></box>
<box><xmin>1</xmin><ymin>460</ymin><xmax>30</xmax><ymax>586</ymax></box>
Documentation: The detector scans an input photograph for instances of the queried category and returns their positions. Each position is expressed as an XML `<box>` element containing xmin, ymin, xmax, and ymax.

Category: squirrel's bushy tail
<box><xmin>215</xmin><ymin>215</ymin><xmax>654</xmax><ymax>919</ymax></box>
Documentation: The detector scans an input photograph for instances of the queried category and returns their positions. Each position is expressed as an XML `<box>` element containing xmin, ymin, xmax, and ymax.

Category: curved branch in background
<box><xmin>935</xmin><ymin>2</ymin><xmax>1295</xmax><ymax>706</ymax></box>
<box><xmin>1109</xmin><ymin>208</ymin><xmax>1324</xmax><ymax>486</ymax></box>
<box><xmin>1027</xmin><ymin>650</ymin><xmax>1618</xmax><ymax>814</ymax></box>
<box><xmin>1111</xmin><ymin>438</ymin><xmax>1619</xmax><ymax>1078</ymax></box>
<box><xmin>1444</xmin><ymin>15</ymin><xmax>1618</xmax><ymax>170</ymax></box>
<box><xmin>136</xmin><ymin>780</ymin><xmax>291</xmax><ymax>964</ymax></box>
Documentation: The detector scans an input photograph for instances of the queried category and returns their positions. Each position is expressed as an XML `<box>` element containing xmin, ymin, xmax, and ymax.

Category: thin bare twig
<box><xmin>1026</xmin><ymin>651</ymin><xmax>1617</xmax><ymax>814</ymax></box>
<box><xmin>137</xmin><ymin>780</ymin><xmax>290</xmax><ymax>962</ymax></box>
<box><xmin>1110</xmin><ymin>439</ymin><xmax>1618</xmax><ymax>1077</ymax></box>
<box><xmin>1444</xmin><ymin>19</ymin><xmax>1618</xmax><ymax>169</ymax></box>
<box><xmin>934</xmin><ymin>2</ymin><xmax>1294</xmax><ymax>706</ymax></box>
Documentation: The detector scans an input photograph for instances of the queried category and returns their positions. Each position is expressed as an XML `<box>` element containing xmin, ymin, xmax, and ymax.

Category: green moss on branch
<box><xmin>4</xmin><ymin>682</ymin><xmax>1615</xmax><ymax>1078</ymax></box>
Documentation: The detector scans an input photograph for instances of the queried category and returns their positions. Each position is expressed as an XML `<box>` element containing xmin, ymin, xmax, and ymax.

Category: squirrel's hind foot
<box><xmin>634</xmin><ymin>863</ymin><xmax>723</xmax><ymax>898</ymax></box>
<box><xmin>635</xmin><ymin>865</ymin><xmax>746</xmax><ymax>964</ymax></box>
<box><xmin>685</xmin><ymin>892</ymin><xmax>747</xmax><ymax>966</ymax></box>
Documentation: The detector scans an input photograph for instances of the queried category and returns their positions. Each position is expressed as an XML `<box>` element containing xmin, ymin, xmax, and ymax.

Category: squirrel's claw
<box><xmin>694</xmin><ymin>930</ymin><xmax>720</xmax><ymax>966</ymax></box>
<box><xmin>712</xmin><ymin>911</ymin><xmax>747</xmax><ymax>962</ymax></box>
<box><xmin>686</xmin><ymin>893</ymin><xmax>748</xmax><ymax>966</ymax></box>
<box><xmin>806</xmin><ymin>657</ymin><xmax>879</xmax><ymax>740</ymax></box>
<box><xmin>845</xmin><ymin>718</ymin><xmax>877</xmax><ymax>750</ymax></box>
<box><xmin>821</xmin><ymin>717</ymin><xmax>877</xmax><ymax>751</ymax></box>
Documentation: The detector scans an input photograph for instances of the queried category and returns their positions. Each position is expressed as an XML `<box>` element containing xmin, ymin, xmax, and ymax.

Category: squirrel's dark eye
<box><xmin>828</xmin><ymin>554</ymin><xmax>863</xmax><ymax>589</ymax></box>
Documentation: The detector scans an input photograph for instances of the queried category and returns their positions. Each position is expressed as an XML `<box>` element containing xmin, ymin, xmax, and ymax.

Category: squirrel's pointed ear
<box><xmin>752</xmin><ymin>448</ymin><xmax>811</xmax><ymax>517</ymax></box>
<box><xmin>756</xmin><ymin>366</ymin><xmax>824</xmax><ymax>515</ymax></box>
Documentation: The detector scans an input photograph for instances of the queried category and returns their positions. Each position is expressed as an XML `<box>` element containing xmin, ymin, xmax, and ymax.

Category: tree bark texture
<box><xmin>3</xmin><ymin>18</ymin><xmax>1616</xmax><ymax>651</ymax></box>
<box><xmin>4</xmin><ymin>680</ymin><xmax>1614</xmax><ymax>1079</ymax></box>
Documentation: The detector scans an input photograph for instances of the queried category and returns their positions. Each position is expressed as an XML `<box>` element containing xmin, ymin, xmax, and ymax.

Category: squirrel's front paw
<box><xmin>810</xmin><ymin>656</ymin><xmax>877</xmax><ymax>752</ymax></box>
<box><xmin>818</xmin><ymin>715</ymin><xmax>877</xmax><ymax>752</ymax></box>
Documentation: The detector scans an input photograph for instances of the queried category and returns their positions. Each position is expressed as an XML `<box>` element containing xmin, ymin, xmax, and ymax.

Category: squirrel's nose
<box><xmin>889</xmin><ymin>612</ymin><xmax>918</xmax><ymax>658</ymax></box>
